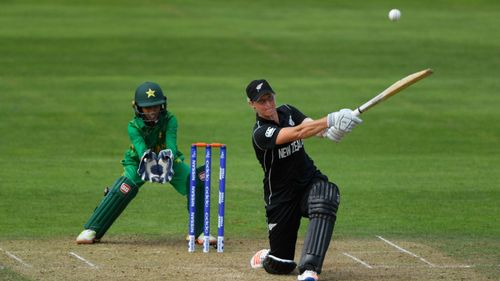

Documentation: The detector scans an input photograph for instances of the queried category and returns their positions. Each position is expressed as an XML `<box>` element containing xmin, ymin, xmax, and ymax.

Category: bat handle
<box><xmin>352</xmin><ymin>108</ymin><xmax>362</xmax><ymax>117</ymax></box>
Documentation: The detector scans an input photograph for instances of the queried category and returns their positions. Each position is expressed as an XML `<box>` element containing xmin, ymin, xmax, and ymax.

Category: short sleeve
<box><xmin>286</xmin><ymin>104</ymin><xmax>308</xmax><ymax>124</ymax></box>
<box><xmin>252</xmin><ymin>124</ymin><xmax>281</xmax><ymax>150</ymax></box>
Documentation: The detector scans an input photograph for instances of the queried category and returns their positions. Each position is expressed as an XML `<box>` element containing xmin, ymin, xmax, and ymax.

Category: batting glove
<box><xmin>323</xmin><ymin>126</ymin><xmax>345</xmax><ymax>143</ymax></box>
<box><xmin>327</xmin><ymin>109</ymin><xmax>363</xmax><ymax>133</ymax></box>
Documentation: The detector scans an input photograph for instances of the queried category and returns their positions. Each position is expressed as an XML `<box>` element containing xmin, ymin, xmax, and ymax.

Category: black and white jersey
<box><xmin>252</xmin><ymin>104</ymin><xmax>325</xmax><ymax>208</ymax></box>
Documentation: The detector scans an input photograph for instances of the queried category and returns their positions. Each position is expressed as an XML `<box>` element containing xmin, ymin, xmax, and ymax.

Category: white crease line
<box><xmin>69</xmin><ymin>252</ymin><xmax>98</xmax><ymax>269</ymax></box>
<box><xmin>344</xmin><ymin>250</ymin><xmax>399</xmax><ymax>254</ymax></box>
<box><xmin>0</xmin><ymin>248</ymin><xmax>32</xmax><ymax>268</ymax></box>
<box><xmin>343</xmin><ymin>252</ymin><xmax>373</xmax><ymax>269</ymax></box>
<box><xmin>374</xmin><ymin>264</ymin><xmax>474</xmax><ymax>269</ymax></box>
<box><xmin>436</xmin><ymin>265</ymin><xmax>473</xmax><ymax>268</ymax></box>
<box><xmin>376</xmin><ymin>236</ymin><xmax>436</xmax><ymax>267</ymax></box>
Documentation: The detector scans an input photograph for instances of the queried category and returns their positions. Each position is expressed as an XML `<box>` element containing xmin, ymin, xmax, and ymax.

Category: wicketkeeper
<box><xmin>246</xmin><ymin>80</ymin><xmax>362</xmax><ymax>281</ymax></box>
<box><xmin>76</xmin><ymin>81</ymin><xmax>215</xmax><ymax>245</ymax></box>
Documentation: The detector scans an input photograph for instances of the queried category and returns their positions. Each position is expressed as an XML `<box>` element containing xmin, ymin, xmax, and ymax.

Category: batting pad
<box><xmin>84</xmin><ymin>176</ymin><xmax>139</xmax><ymax>239</ymax></box>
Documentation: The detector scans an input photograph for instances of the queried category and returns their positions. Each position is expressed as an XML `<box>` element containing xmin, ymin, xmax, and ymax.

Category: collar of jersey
<box><xmin>255</xmin><ymin>105</ymin><xmax>287</xmax><ymax>126</ymax></box>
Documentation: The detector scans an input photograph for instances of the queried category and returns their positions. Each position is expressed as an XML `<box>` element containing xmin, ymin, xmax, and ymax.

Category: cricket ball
<box><xmin>388</xmin><ymin>9</ymin><xmax>401</xmax><ymax>21</ymax></box>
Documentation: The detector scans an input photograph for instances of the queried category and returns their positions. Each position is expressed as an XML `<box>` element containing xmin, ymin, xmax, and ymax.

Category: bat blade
<box><xmin>353</xmin><ymin>68</ymin><xmax>433</xmax><ymax>116</ymax></box>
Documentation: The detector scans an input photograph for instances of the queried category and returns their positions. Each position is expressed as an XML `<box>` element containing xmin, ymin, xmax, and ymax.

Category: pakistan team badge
<box><xmin>146</xmin><ymin>88</ymin><xmax>156</xmax><ymax>98</ymax></box>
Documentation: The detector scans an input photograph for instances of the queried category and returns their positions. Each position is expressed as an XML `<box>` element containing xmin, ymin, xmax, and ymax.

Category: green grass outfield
<box><xmin>1</xmin><ymin>0</ymin><xmax>499</xmax><ymax>278</ymax></box>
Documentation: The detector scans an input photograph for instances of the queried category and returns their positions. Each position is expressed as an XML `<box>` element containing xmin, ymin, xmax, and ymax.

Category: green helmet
<box><xmin>134</xmin><ymin>81</ymin><xmax>167</xmax><ymax>107</ymax></box>
<box><xmin>133</xmin><ymin>82</ymin><xmax>167</xmax><ymax>123</ymax></box>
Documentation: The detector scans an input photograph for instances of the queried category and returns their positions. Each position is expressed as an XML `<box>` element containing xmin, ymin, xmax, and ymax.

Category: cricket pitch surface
<box><xmin>1</xmin><ymin>237</ymin><xmax>497</xmax><ymax>280</ymax></box>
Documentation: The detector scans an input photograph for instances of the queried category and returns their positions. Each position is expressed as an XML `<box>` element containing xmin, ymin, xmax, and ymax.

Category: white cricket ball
<box><xmin>388</xmin><ymin>9</ymin><xmax>401</xmax><ymax>21</ymax></box>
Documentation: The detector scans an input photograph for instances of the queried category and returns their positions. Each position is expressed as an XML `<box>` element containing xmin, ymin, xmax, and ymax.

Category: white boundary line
<box><xmin>0</xmin><ymin>248</ymin><xmax>32</xmax><ymax>268</ymax></box>
<box><xmin>69</xmin><ymin>252</ymin><xmax>98</xmax><ymax>269</ymax></box>
<box><xmin>343</xmin><ymin>252</ymin><xmax>373</xmax><ymax>269</ymax></box>
<box><xmin>377</xmin><ymin>236</ymin><xmax>436</xmax><ymax>267</ymax></box>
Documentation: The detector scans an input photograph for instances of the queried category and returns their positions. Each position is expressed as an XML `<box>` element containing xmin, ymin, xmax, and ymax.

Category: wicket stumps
<box><xmin>188</xmin><ymin>142</ymin><xmax>226</xmax><ymax>253</ymax></box>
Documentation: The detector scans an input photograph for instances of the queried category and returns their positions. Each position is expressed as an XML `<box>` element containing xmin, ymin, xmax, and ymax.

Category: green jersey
<box><xmin>122</xmin><ymin>110</ymin><xmax>184</xmax><ymax>166</ymax></box>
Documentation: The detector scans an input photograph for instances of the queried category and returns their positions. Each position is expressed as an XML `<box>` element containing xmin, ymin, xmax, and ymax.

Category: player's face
<box><xmin>142</xmin><ymin>105</ymin><xmax>161</xmax><ymax>122</ymax></box>
<box><xmin>252</xmin><ymin>93</ymin><xmax>277</xmax><ymax>119</ymax></box>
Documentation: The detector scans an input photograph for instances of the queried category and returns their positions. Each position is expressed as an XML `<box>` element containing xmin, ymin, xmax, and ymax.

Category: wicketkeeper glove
<box><xmin>137</xmin><ymin>149</ymin><xmax>161</xmax><ymax>183</ymax></box>
<box><xmin>157</xmin><ymin>149</ymin><xmax>174</xmax><ymax>184</ymax></box>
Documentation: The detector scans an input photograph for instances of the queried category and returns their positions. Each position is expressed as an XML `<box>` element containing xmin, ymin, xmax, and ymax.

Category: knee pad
<box><xmin>263</xmin><ymin>255</ymin><xmax>297</xmax><ymax>275</ymax></box>
<box><xmin>308</xmin><ymin>181</ymin><xmax>340</xmax><ymax>218</ymax></box>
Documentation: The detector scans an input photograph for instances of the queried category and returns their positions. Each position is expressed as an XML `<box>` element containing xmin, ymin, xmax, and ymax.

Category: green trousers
<box><xmin>84</xmin><ymin>157</ymin><xmax>205</xmax><ymax>239</ymax></box>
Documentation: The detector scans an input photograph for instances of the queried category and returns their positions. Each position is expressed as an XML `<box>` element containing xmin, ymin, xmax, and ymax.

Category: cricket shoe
<box><xmin>250</xmin><ymin>249</ymin><xmax>270</xmax><ymax>269</ymax></box>
<box><xmin>298</xmin><ymin>270</ymin><xmax>319</xmax><ymax>281</ymax></box>
<box><xmin>76</xmin><ymin>229</ymin><xmax>97</xmax><ymax>244</ymax></box>
<box><xmin>185</xmin><ymin>234</ymin><xmax>217</xmax><ymax>245</ymax></box>
<box><xmin>195</xmin><ymin>234</ymin><xmax>217</xmax><ymax>245</ymax></box>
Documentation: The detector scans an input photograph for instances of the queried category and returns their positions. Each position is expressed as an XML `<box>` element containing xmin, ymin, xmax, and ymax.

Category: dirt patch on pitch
<box><xmin>0</xmin><ymin>236</ymin><xmax>495</xmax><ymax>281</ymax></box>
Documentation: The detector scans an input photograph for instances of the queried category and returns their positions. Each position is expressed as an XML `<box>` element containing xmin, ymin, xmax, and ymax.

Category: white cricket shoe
<box><xmin>195</xmin><ymin>233</ymin><xmax>217</xmax><ymax>245</ymax></box>
<box><xmin>250</xmin><ymin>249</ymin><xmax>270</xmax><ymax>269</ymax></box>
<box><xmin>76</xmin><ymin>229</ymin><xmax>97</xmax><ymax>244</ymax></box>
<box><xmin>298</xmin><ymin>270</ymin><xmax>319</xmax><ymax>281</ymax></box>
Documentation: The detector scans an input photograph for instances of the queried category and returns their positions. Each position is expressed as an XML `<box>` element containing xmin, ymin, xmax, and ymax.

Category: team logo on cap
<box><xmin>120</xmin><ymin>183</ymin><xmax>131</xmax><ymax>194</ymax></box>
<box><xmin>256</xmin><ymin>82</ymin><xmax>263</xmax><ymax>91</ymax></box>
<box><xmin>146</xmin><ymin>89</ymin><xmax>156</xmax><ymax>98</ymax></box>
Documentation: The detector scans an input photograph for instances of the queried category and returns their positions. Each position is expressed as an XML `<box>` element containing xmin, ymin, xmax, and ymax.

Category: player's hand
<box><xmin>157</xmin><ymin>149</ymin><xmax>174</xmax><ymax>184</ymax></box>
<box><xmin>327</xmin><ymin>109</ymin><xmax>363</xmax><ymax>133</ymax></box>
<box><xmin>323</xmin><ymin>127</ymin><xmax>345</xmax><ymax>143</ymax></box>
<box><xmin>137</xmin><ymin>149</ymin><xmax>160</xmax><ymax>182</ymax></box>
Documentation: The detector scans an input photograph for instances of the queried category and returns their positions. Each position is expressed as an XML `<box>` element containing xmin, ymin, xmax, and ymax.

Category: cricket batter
<box><xmin>246</xmin><ymin>79</ymin><xmax>362</xmax><ymax>281</ymax></box>
<box><xmin>76</xmin><ymin>81</ymin><xmax>214</xmax><ymax>245</ymax></box>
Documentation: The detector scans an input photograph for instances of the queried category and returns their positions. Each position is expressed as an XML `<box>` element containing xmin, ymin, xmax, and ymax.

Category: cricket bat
<box><xmin>352</xmin><ymin>68</ymin><xmax>433</xmax><ymax>116</ymax></box>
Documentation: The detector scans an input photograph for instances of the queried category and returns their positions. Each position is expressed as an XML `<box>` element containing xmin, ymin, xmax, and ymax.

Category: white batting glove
<box><xmin>327</xmin><ymin>109</ymin><xmax>363</xmax><ymax>133</ymax></box>
<box><xmin>323</xmin><ymin>127</ymin><xmax>345</xmax><ymax>143</ymax></box>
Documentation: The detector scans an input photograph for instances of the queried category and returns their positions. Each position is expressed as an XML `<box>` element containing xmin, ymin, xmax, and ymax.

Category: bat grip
<box><xmin>352</xmin><ymin>108</ymin><xmax>362</xmax><ymax>117</ymax></box>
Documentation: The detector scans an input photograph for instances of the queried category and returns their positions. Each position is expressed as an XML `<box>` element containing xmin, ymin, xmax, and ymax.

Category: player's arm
<box><xmin>129</xmin><ymin>123</ymin><xmax>162</xmax><ymax>182</ymax></box>
<box><xmin>302</xmin><ymin>117</ymin><xmax>327</xmax><ymax>137</ymax></box>
<box><xmin>164</xmin><ymin>113</ymin><xmax>179</xmax><ymax>157</ymax></box>
<box><xmin>275</xmin><ymin>117</ymin><xmax>328</xmax><ymax>145</ymax></box>
<box><xmin>154</xmin><ymin>113</ymin><xmax>178</xmax><ymax>183</ymax></box>
<box><xmin>128</xmin><ymin>123</ymin><xmax>148</xmax><ymax>156</ymax></box>
<box><xmin>275</xmin><ymin>109</ymin><xmax>363</xmax><ymax>145</ymax></box>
